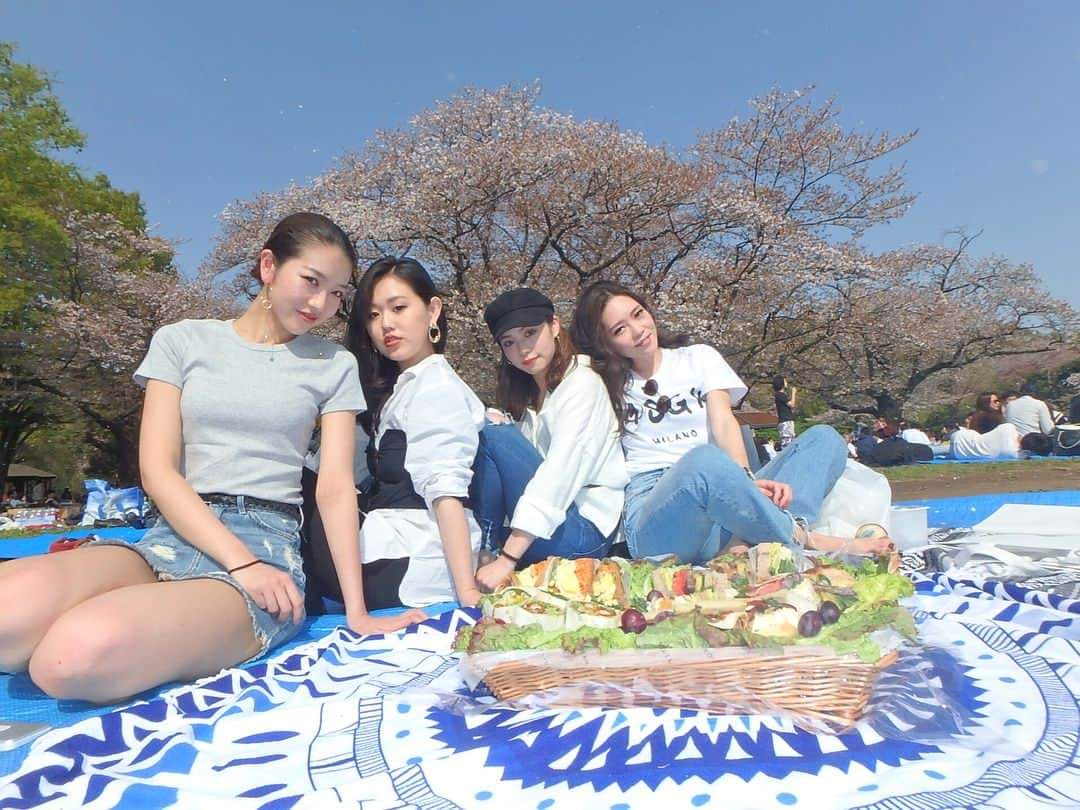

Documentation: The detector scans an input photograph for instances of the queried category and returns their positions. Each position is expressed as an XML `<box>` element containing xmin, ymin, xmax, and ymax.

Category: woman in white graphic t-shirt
<box><xmin>572</xmin><ymin>280</ymin><xmax>895</xmax><ymax>564</ymax></box>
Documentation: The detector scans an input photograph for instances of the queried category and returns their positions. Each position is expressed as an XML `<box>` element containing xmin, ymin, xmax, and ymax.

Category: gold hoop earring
<box><xmin>261</xmin><ymin>286</ymin><xmax>273</xmax><ymax>310</ymax></box>
<box><xmin>428</xmin><ymin>324</ymin><xmax>441</xmax><ymax>344</ymax></box>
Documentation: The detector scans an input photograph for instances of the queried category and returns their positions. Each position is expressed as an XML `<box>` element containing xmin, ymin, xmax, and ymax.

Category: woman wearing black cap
<box><xmin>471</xmin><ymin>288</ymin><xmax>628</xmax><ymax>591</ymax></box>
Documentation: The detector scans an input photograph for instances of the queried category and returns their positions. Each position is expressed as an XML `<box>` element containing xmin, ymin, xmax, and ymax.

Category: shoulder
<box><xmin>552</xmin><ymin>356</ymin><xmax>608</xmax><ymax>398</ymax></box>
<box><xmin>416</xmin><ymin>356</ymin><xmax>482</xmax><ymax>404</ymax></box>
<box><xmin>688</xmin><ymin>343</ymin><xmax>727</xmax><ymax>362</ymax></box>
<box><xmin>294</xmin><ymin>334</ymin><xmax>358</xmax><ymax>367</ymax></box>
<box><xmin>156</xmin><ymin>318</ymin><xmax>221</xmax><ymax>340</ymax></box>
<box><xmin>149</xmin><ymin>318</ymin><xmax>227</xmax><ymax>352</ymax></box>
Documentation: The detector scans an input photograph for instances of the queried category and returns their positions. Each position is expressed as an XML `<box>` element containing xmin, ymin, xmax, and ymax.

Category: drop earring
<box><xmin>261</xmin><ymin>286</ymin><xmax>273</xmax><ymax>344</ymax></box>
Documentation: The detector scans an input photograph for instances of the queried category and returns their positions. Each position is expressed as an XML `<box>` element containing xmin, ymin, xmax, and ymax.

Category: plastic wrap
<box><xmin>458</xmin><ymin>638</ymin><xmax>969</xmax><ymax>738</ymax></box>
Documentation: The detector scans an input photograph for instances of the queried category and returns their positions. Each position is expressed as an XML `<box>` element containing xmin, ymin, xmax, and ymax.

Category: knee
<box><xmin>685</xmin><ymin>443</ymin><xmax>744</xmax><ymax>478</ymax></box>
<box><xmin>683</xmin><ymin>443</ymin><xmax>733</xmax><ymax>469</ymax></box>
<box><xmin>801</xmin><ymin>425</ymin><xmax>846</xmax><ymax>455</ymax></box>
<box><xmin>28</xmin><ymin>610</ymin><xmax>128</xmax><ymax>700</ymax></box>
<box><xmin>0</xmin><ymin>563</ymin><xmax>59</xmax><ymax>670</ymax></box>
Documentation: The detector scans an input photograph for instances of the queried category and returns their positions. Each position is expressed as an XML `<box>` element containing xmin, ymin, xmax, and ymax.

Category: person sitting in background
<box><xmin>970</xmin><ymin>410</ymin><xmax>1004</xmax><ymax>435</ymax></box>
<box><xmin>842</xmin><ymin>432</ymin><xmax>859</xmax><ymax>459</ymax></box>
<box><xmin>899</xmin><ymin>422</ymin><xmax>933</xmax><ymax>446</ymax></box>
<box><xmin>1004</xmin><ymin>388</ymin><xmax>1054</xmax><ymax>437</ymax></box>
<box><xmin>976</xmin><ymin>391</ymin><xmax>1003</xmax><ymax>416</ymax></box>
<box><xmin>873</xmin><ymin>416</ymin><xmax>897</xmax><ymax>438</ymax></box>
<box><xmin>1020</xmin><ymin>432</ymin><xmax>1054</xmax><ymax>456</ymax></box>
<box><xmin>950</xmin><ymin>412</ymin><xmax>1021</xmax><ymax>460</ymax></box>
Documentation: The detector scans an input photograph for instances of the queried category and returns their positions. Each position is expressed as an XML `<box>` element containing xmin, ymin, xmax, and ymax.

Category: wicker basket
<box><xmin>477</xmin><ymin>647</ymin><xmax>898</xmax><ymax>726</ymax></box>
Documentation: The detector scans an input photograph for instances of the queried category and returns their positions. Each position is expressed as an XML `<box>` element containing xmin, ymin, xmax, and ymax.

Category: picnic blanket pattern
<box><xmin>2</xmin><ymin>576</ymin><xmax>1079</xmax><ymax>809</ymax></box>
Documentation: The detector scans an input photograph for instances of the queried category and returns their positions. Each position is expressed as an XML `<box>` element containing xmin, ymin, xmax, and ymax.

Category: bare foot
<box><xmin>805</xmin><ymin>531</ymin><xmax>895</xmax><ymax>555</ymax></box>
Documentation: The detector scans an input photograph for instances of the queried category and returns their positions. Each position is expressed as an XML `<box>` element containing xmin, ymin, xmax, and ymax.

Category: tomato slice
<box><xmin>672</xmin><ymin>569</ymin><xmax>690</xmax><ymax>596</ymax></box>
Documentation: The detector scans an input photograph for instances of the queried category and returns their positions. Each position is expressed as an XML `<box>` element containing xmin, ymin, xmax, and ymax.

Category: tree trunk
<box><xmin>874</xmin><ymin>393</ymin><xmax>902</xmax><ymax>421</ymax></box>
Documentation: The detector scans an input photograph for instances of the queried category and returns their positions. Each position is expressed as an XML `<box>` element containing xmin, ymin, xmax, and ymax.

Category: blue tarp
<box><xmin>895</xmin><ymin>489</ymin><xmax>1080</xmax><ymax>527</ymax></box>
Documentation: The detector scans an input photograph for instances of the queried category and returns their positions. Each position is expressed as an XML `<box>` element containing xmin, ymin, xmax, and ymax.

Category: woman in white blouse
<box><xmin>472</xmin><ymin>289</ymin><xmax>628</xmax><ymax>592</ymax></box>
<box><xmin>345</xmin><ymin>257</ymin><xmax>485</xmax><ymax>608</ymax></box>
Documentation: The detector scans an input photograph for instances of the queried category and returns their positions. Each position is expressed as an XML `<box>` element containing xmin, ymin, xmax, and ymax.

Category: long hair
<box><xmin>570</xmin><ymin>280</ymin><xmax>687</xmax><ymax>431</ymax></box>
<box><xmin>971</xmin><ymin>409</ymin><xmax>1003</xmax><ymax>434</ymax></box>
<box><xmin>496</xmin><ymin>318</ymin><xmax>578</xmax><ymax>420</ymax></box>
<box><xmin>345</xmin><ymin>256</ymin><xmax>448</xmax><ymax>428</ymax></box>
<box><xmin>975</xmin><ymin>392</ymin><xmax>999</xmax><ymax>413</ymax></box>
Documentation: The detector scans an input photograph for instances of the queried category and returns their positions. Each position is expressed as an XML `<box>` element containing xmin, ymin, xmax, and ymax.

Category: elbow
<box><xmin>315</xmin><ymin>471</ymin><xmax>356</xmax><ymax>508</ymax></box>
<box><xmin>138</xmin><ymin>465</ymin><xmax>173</xmax><ymax>502</ymax></box>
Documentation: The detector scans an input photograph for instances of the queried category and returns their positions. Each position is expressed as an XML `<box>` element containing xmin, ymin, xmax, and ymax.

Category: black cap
<box><xmin>484</xmin><ymin>288</ymin><xmax>555</xmax><ymax>340</ymax></box>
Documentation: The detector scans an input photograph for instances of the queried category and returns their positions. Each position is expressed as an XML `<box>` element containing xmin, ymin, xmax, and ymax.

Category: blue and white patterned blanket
<box><xmin>2</xmin><ymin>573</ymin><xmax>1078</xmax><ymax>809</ymax></box>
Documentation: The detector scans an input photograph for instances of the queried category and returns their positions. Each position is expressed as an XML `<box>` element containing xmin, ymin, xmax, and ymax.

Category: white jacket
<box><xmin>512</xmin><ymin>356</ymin><xmax>629</xmax><ymax>539</ymax></box>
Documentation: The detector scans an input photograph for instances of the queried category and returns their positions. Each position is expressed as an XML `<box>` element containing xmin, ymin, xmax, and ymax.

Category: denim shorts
<box><xmin>89</xmin><ymin>500</ymin><xmax>306</xmax><ymax>660</ymax></box>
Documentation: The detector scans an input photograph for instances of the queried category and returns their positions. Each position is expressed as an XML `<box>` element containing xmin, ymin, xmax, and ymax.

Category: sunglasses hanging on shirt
<box><xmin>642</xmin><ymin>378</ymin><xmax>671</xmax><ymax>415</ymax></box>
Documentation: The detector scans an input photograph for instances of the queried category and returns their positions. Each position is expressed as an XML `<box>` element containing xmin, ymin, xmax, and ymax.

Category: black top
<box><xmin>365</xmin><ymin>429</ymin><xmax>426</xmax><ymax>510</ymax></box>
<box><xmin>774</xmin><ymin>391</ymin><xmax>793</xmax><ymax>422</ymax></box>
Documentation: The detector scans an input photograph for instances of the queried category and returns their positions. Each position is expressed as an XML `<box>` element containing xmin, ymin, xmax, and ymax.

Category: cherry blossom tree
<box><xmin>209</xmin><ymin>84</ymin><xmax>1076</xmax><ymax>411</ymax></box>
<box><xmin>35</xmin><ymin>213</ymin><xmax>235</xmax><ymax>483</ymax></box>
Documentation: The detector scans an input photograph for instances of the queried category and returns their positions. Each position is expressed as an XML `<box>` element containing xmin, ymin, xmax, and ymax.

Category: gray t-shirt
<box><xmin>134</xmin><ymin>319</ymin><xmax>366</xmax><ymax>505</ymax></box>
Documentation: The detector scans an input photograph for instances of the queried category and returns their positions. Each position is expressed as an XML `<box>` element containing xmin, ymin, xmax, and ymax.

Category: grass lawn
<box><xmin>882</xmin><ymin>457</ymin><xmax>1080</xmax><ymax>500</ymax></box>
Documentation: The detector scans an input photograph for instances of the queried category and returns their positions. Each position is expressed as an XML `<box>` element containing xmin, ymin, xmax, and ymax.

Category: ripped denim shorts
<box><xmin>89</xmin><ymin>498</ymin><xmax>306</xmax><ymax>660</ymax></box>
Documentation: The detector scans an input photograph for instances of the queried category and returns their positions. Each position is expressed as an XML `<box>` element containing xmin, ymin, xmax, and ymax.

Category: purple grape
<box><xmin>621</xmin><ymin>608</ymin><xmax>647</xmax><ymax>634</ymax></box>
<box><xmin>798</xmin><ymin>610</ymin><xmax>823</xmax><ymax>637</ymax></box>
<box><xmin>646</xmin><ymin>589</ymin><xmax>664</xmax><ymax>602</ymax></box>
<box><xmin>819</xmin><ymin>601</ymin><xmax>840</xmax><ymax>625</ymax></box>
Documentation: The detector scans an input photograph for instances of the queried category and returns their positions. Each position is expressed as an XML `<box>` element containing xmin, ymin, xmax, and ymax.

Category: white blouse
<box><xmin>512</xmin><ymin>356</ymin><xmax>628</xmax><ymax>539</ymax></box>
<box><xmin>360</xmin><ymin>354</ymin><xmax>486</xmax><ymax>606</ymax></box>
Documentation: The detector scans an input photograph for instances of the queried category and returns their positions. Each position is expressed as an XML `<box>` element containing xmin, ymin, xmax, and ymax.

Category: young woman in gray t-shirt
<box><xmin>0</xmin><ymin>213</ymin><xmax>424</xmax><ymax>703</ymax></box>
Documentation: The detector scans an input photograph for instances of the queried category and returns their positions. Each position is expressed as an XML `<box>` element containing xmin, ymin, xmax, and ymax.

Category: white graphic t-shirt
<box><xmin>622</xmin><ymin>344</ymin><xmax>747</xmax><ymax>476</ymax></box>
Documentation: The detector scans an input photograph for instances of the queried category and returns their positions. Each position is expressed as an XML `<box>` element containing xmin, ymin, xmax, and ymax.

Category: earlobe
<box><xmin>258</xmin><ymin>249</ymin><xmax>277</xmax><ymax>285</ymax></box>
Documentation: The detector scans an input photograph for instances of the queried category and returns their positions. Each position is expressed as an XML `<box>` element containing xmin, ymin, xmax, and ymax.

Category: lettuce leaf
<box><xmin>853</xmin><ymin>573</ymin><xmax>915</xmax><ymax>605</ymax></box>
<box><xmin>636</xmin><ymin>613</ymin><xmax>707</xmax><ymax>649</ymax></box>
<box><xmin>797</xmin><ymin>603</ymin><xmax>916</xmax><ymax>662</ymax></box>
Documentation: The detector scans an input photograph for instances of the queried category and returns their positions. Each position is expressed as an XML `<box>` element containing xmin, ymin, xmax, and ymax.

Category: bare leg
<box><xmin>0</xmin><ymin>546</ymin><xmax>156</xmax><ymax>672</ymax></box>
<box><xmin>28</xmin><ymin>577</ymin><xmax>261</xmax><ymax>703</ymax></box>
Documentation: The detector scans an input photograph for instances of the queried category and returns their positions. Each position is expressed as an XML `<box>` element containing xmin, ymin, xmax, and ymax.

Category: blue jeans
<box><xmin>623</xmin><ymin>425</ymin><xmax>847</xmax><ymax>564</ymax></box>
<box><xmin>469</xmin><ymin>423</ymin><xmax>612</xmax><ymax>565</ymax></box>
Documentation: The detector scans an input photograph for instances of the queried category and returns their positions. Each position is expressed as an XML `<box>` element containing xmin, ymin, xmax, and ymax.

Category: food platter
<box><xmin>457</xmin><ymin>543</ymin><xmax>914</xmax><ymax>725</ymax></box>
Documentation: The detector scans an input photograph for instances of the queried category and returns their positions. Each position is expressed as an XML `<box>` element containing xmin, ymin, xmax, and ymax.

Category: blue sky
<box><xmin>4</xmin><ymin>1</ymin><xmax>1078</xmax><ymax>305</ymax></box>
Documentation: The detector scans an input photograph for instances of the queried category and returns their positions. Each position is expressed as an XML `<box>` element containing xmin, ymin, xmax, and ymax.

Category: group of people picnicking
<box><xmin>841</xmin><ymin>389</ymin><xmax>1076</xmax><ymax>465</ymax></box>
<box><xmin>0</xmin><ymin>212</ymin><xmax>931</xmax><ymax>704</ymax></box>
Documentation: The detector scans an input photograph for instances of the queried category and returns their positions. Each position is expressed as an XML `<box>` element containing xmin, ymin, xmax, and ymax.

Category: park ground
<box><xmin>885</xmin><ymin>458</ymin><xmax>1080</xmax><ymax>501</ymax></box>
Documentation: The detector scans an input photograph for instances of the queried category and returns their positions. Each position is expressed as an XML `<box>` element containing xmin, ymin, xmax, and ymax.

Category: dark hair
<box><xmin>971</xmin><ymin>409</ymin><xmax>1003</xmax><ymax>434</ymax></box>
<box><xmin>1002</xmin><ymin>390</ymin><xmax>1021</xmax><ymax>401</ymax></box>
<box><xmin>570</xmin><ymin>280</ymin><xmax>688</xmax><ymax>430</ymax></box>
<box><xmin>772</xmin><ymin>376</ymin><xmax>786</xmax><ymax>392</ymax></box>
<box><xmin>975</xmin><ymin>392</ymin><xmax>999</xmax><ymax>413</ymax></box>
<box><xmin>250</xmin><ymin>212</ymin><xmax>358</xmax><ymax>282</ymax></box>
<box><xmin>496</xmin><ymin>315</ymin><xmax>579</xmax><ymax>421</ymax></box>
<box><xmin>1020</xmin><ymin>432</ymin><xmax>1053</xmax><ymax>456</ymax></box>
<box><xmin>345</xmin><ymin>256</ymin><xmax>448</xmax><ymax>424</ymax></box>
